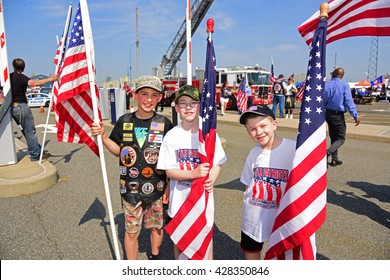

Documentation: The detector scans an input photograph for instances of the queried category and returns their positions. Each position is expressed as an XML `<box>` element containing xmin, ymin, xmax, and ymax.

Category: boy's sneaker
<box><xmin>290</xmin><ymin>115</ymin><xmax>293</xmax><ymax>119</ymax></box>
<box><xmin>31</xmin><ymin>152</ymin><xmax>51</xmax><ymax>162</ymax></box>
<box><xmin>148</xmin><ymin>253</ymin><xmax>160</xmax><ymax>260</ymax></box>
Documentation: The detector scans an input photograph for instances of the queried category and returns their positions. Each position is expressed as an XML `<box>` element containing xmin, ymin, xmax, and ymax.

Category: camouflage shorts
<box><xmin>122</xmin><ymin>198</ymin><xmax>163</xmax><ymax>234</ymax></box>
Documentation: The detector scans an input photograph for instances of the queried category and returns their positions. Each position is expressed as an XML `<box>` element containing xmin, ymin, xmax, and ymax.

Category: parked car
<box><xmin>26</xmin><ymin>92</ymin><xmax>51</xmax><ymax>107</ymax></box>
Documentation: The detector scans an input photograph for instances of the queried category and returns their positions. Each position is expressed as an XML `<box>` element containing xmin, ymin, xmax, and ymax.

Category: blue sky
<box><xmin>3</xmin><ymin>0</ymin><xmax>390</xmax><ymax>85</ymax></box>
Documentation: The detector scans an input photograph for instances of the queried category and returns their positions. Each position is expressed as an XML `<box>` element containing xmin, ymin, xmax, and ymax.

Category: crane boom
<box><xmin>160</xmin><ymin>0</ymin><xmax>213</xmax><ymax>76</ymax></box>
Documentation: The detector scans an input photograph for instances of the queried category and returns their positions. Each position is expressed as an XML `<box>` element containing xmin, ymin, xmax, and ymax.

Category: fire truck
<box><xmin>216</xmin><ymin>66</ymin><xmax>272</xmax><ymax>110</ymax></box>
<box><xmin>161</xmin><ymin>79</ymin><xmax>201</xmax><ymax>106</ymax></box>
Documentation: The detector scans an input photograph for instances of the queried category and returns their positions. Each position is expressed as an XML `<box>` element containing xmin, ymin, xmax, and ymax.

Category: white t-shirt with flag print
<box><xmin>157</xmin><ymin>124</ymin><xmax>227</xmax><ymax>218</ymax></box>
<box><xmin>240</xmin><ymin>138</ymin><xmax>296</xmax><ymax>242</ymax></box>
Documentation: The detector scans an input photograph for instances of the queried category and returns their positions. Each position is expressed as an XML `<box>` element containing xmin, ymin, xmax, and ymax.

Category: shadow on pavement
<box><xmin>215</xmin><ymin>178</ymin><xmax>243</xmax><ymax>191</ymax></box>
<box><xmin>327</xmin><ymin>187</ymin><xmax>390</xmax><ymax>229</ymax></box>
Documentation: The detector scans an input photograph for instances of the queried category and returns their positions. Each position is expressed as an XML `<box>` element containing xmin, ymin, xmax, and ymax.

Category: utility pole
<box><xmin>129</xmin><ymin>48</ymin><xmax>132</xmax><ymax>83</ymax></box>
<box><xmin>135</xmin><ymin>6</ymin><xmax>140</xmax><ymax>78</ymax></box>
<box><xmin>367</xmin><ymin>36</ymin><xmax>378</xmax><ymax>82</ymax></box>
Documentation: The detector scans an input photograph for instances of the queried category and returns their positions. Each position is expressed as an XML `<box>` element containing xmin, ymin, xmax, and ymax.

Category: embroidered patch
<box><xmin>141</xmin><ymin>183</ymin><xmax>154</xmax><ymax>194</ymax></box>
<box><xmin>120</xmin><ymin>179</ymin><xmax>127</xmax><ymax>194</ymax></box>
<box><xmin>128</xmin><ymin>182</ymin><xmax>140</xmax><ymax>193</ymax></box>
<box><xmin>128</xmin><ymin>167</ymin><xmax>139</xmax><ymax>178</ymax></box>
<box><xmin>123</xmin><ymin>133</ymin><xmax>133</xmax><ymax>142</ymax></box>
<box><xmin>148</xmin><ymin>133</ymin><xmax>163</xmax><ymax>144</ymax></box>
<box><xmin>156</xmin><ymin>180</ymin><xmax>165</xmax><ymax>191</ymax></box>
<box><xmin>123</xmin><ymin>122</ymin><xmax>133</xmax><ymax>131</ymax></box>
<box><xmin>144</xmin><ymin>146</ymin><xmax>159</xmax><ymax>164</ymax></box>
<box><xmin>119</xmin><ymin>167</ymin><xmax>127</xmax><ymax>175</ymax></box>
<box><xmin>150</xmin><ymin>122</ymin><xmax>164</xmax><ymax>132</ymax></box>
<box><xmin>142</xmin><ymin>167</ymin><xmax>153</xmax><ymax>178</ymax></box>
<box><xmin>120</xmin><ymin>146</ymin><xmax>137</xmax><ymax>167</ymax></box>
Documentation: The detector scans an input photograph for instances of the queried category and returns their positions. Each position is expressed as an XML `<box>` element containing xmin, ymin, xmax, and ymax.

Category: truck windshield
<box><xmin>248</xmin><ymin>73</ymin><xmax>271</xmax><ymax>85</ymax></box>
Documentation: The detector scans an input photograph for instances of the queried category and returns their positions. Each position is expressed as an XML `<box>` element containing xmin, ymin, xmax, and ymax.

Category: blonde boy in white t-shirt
<box><xmin>239</xmin><ymin>105</ymin><xmax>296</xmax><ymax>260</ymax></box>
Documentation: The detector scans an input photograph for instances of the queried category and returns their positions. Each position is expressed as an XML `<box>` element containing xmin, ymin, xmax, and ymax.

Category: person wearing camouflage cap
<box><xmin>134</xmin><ymin>75</ymin><xmax>162</xmax><ymax>93</ymax></box>
<box><xmin>91</xmin><ymin>75</ymin><xmax>173</xmax><ymax>260</ymax></box>
<box><xmin>174</xmin><ymin>84</ymin><xmax>200</xmax><ymax>104</ymax></box>
<box><xmin>157</xmin><ymin>84</ymin><xmax>227</xmax><ymax>259</ymax></box>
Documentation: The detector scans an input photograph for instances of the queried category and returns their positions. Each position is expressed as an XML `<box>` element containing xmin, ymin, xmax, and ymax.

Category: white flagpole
<box><xmin>0</xmin><ymin>0</ymin><xmax>12</xmax><ymax>119</ymax></box>
<box><xmin>39</xmin><ymin>4</ymin><xmax>72</xmax><ymax>165</ymax></box>
<box><xmin>80</xmin><ymin>0</ymin><xmax>121</xmax><ymax>260</ymax></box>
<box><xmin>186</xmin><ymin>0</ymin><xmax>192</xmax><ymax>85</ymax></box>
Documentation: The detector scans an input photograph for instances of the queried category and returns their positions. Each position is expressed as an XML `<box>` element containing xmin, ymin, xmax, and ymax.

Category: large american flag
<box><xmin>236</xmin><ymin>78</ymin><xmax>248</xmax><ymax>113</ymax></box>
<box><xmin>165</xmin><ymin>37</ymin><xmax>217</xmax><ymax>260</ymax></box>
<box><xmin>53</xmin><ymin>4</ymin><xmax>100</xmax><ymax>156</ymax></box>
<box><xmin>265</xmin><ymin>17</ymin><xmax>328</xmax><ymax>260</ymax></box>
<box><xmin>298</xmin><ymin>0</ymin><xmax>390</xmax><ymax>46</ymax></box>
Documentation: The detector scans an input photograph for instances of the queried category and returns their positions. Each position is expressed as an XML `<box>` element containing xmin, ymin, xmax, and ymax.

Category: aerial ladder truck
<box><xmin>159</xmin><ymin>0</ymin><xmax>214</xmax><ymax>77</ymax></box>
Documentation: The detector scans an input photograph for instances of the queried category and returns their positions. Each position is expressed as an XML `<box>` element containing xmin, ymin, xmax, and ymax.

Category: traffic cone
<box><xmin>40</xmin><ymin>104</ymin><xmax>45</xmax><ymax>113</ymax></box>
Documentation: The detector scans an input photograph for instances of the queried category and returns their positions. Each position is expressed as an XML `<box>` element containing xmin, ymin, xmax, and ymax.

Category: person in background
<box><xmin>91</xmin><ymin>76</ymin><xmax>173</xmax><ymax>260</ymax></box>
<box><xmin>10</xmin><ymin>58</ymin><xmax>57</xmax><ymax>161</ymax></box>
<box><xmin>123</xmin><ymin>81</ymin><xmax>133</xmax><ymax>110</ymax></box>
<box><xmin>285</xmin><ymin>77</ymin><xmax>297</xmax><ymax>119</ymax></box>
<box><xmin>324</xmin><ymin>67</ymin><xmax>360</xmax><ymax>167</ymax></box>
<box><xmin>157</xmin><ymin>81</ymin><xmax>167</xmax><ymax>113</ymax></box>
<box><xmin>220</xmin><ymin>81</ymin><xmax>231</xmax><ymax>116</ymax></box>
<box><xmin>271</xmin><ymin>74</ymin><xmax>287</xmax><ymax>118</ymax></box>
<box><xmin>246</xmin><ymin>82</ymin><xmax>253</xmax><ymax>108</ymax></box>
<box><xmin>238</xmin><ymin>105</ymin><xmax>295</xmax><ymax>260</ymax></box>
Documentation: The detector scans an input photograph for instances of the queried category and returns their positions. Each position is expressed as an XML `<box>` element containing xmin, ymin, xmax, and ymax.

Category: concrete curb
<box><xmin>0</xmin><ymin>138</ymin><xmax>58</xmax><ymax>198</ymax></box>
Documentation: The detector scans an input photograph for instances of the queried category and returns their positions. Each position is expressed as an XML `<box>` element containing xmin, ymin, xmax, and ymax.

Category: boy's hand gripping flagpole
<box><xmin>39</xmin><ymin>4</ymin><xmax>72</xmax><ymax>165</ymax></box>
<box><xmin>80</xmin><ymin>0</ymin><xmax>121</xmax><ymax>260</ymax></box>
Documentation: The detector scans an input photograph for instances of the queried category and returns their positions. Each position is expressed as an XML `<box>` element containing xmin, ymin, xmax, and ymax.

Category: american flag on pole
<box><xmin>174</xmin><ymin>78</ymin><xmax>180</xmax><ymax>93</ymax></box>
<box><xmin>265</xmin><ymin>16</ymin><xmax>328</xmax><ymax>260</ymax></box>
<box><xmin>295</xmin><ymin>82</ymin><xmax>306</xmax><ymax>101</ymax></box>
<box><xmin>298</xmin><ymin>0</ymin><xmax>390</xmax><ymax>46</ymax></box>
<box><xmin>370</xmin><ymin>75</ymin><xmax>384</xmax><ymax>87</ymax></box>
<box><xmin>165</xmin><ymin>36</ymin><xmax>217</xmax><ymax>260</ymax></box>
<box><xmin>53</xmin><ymin>40</ymin><xmax>64</xmax><ymax>65</ymax></box>
<box><xmin>270</xmin><ymin>61</ymin><xmax>276</xmax><ymax>85</ymax></box>
<box><xmin>53</xmin><ymin>4</ymin><xmax>100</xmax><ymax>156</ymax></box>
<box><xmin>237</xmin><ymin>78</ymin><xmax>248</xmax><ymax>113</ymax></box>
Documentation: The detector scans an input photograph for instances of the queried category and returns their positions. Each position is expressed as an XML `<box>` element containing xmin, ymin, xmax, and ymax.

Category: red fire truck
<box><xmin>216</xmin><ymin>66</ymin><xmax>272</xmax><ymax>110</ymax></box>
<box><xmin>161</xmin><ymin>79</ymin><xmax>202</xmax><ymax>106</ymax></box>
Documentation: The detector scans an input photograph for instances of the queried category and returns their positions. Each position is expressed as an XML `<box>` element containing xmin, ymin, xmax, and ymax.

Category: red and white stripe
<box><xmin>265</xmin><ymin>125</ymin><xmax>327</xmax><ymax>259</ymax></box>
<box><xmin>53</xmin><ymin>41</ymin><xmax>63</xmax><ymax>65</ymax></box>
<box><xmin>237</xmin><ymin>88</ymin><xmax>248</xmax><ymax>113</ymax></box>
<box><xmin>298</xmin><ymin>0</ymin><xmax>390</xmax><ymax>45</ymax></box>
<box><xmin>53</xmin><ymin>6</ymin><xmax>99</xmax><ymax>156</ymax></box>
<box><xmin>0</xmin><ymin>2</ymin><xmax>10</xmax><ymax>98</ymax></box>
<box><xmin>296</xmin><ymin>82</ymin><xmax>305</xmax><ymax>100</ymax></box>
<box><xmin>53</xmin><ymin>47</ymin><xmax>99</xmax><ymax>156</ymax></box>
